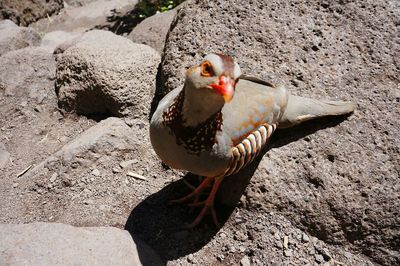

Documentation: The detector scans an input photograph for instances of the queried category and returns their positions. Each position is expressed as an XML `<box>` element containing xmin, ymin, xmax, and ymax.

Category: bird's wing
<box><xmin>221</xmin><ymin>76</ymin><xmax>288</xmax><ymax>146</ymax></box>
<box><xmin>220</xmin><ymin>76</ymin><xmax>288</xmax><ymax>176</ymax></box>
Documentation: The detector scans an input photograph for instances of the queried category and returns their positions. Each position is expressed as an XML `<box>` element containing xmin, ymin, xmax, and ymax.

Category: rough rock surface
<box><xmin>0</xmin><ymin>47</ymin><xmax>56</xmax><ymax>101</ymax></box>
<box><xmin>0</xmin><ymin>222</ymin><xmax>162</xmax><ymax>266</ymax></box>
<box><xmin>128</xmin><ymin>8</ymin><xmax>178</xmax><ymax>53</ymax></box>
<box><xmin>55</xmin><ymin>30</ymin><xmax>160</xmax><ymax>118</ymax></box>
<box><xmin>64</xmin><ymin>0</ymin><xmax>99</xmax><ymax>7</ymax></box>
<box><xmin>31</xmin><ymin>0</ymin><xmax>138</xmax><ymax>33</ymax></box>
<box><xmin>0</xmin><ymin>0</ymin><xmax>64</xmax><ymax>26</ymax></box>
<box><xmin>160</xmin><ymin>0</ymin><xmax>400</xmax><ymax>265</ymax></box>
<box><xmin>0</xmin><ymin>0</ymin><xmax>397</xmax><ymax>265</ymax></box>
<box><xmin>40</xmin><ymin>30</ymin><xmax>82</xmax><ymax>52</ymax></box>
<box><xmin>0</xmin><ymin>116</ymin><xmax>157</xmax><ymax>227</ymax></box>
<box><xmin>0</xmin><ymin>20</ymin><xmax>41</xmax><ymax>56</ymax></box>
<box><xmin>0</xmin><ymin>45</ymin><xmax>95</xmax><ymax>211</ymax></box>
<box><xmin>0</xmin><ymin>143</ymin><xmax>10</xmax><ymax>169</ymax></box>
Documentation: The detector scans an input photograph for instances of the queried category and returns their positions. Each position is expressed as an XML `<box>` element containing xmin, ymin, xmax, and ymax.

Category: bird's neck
<box><xmin>161</xmin><ymin>88</ymin><xmax>223</xmax><ymax>155</ymax></box>
<box><xmin>182</xmin><ymin>84</ymin><xmax>224</xmax><ymax>127</ymax></box>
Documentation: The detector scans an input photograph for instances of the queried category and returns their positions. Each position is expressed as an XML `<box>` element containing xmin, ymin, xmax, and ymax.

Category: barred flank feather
<box><xmin>224</xmin><ymin>123</ymin><xmax>277</xmax><ymax>176</ymax></box>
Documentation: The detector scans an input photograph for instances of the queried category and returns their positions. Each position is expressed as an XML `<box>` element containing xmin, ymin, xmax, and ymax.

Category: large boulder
<box><xmin>128</xmin><ymin>8</ymin><xmax>178</xmax><ymax>54</ymax></box>
<box><xmin>0</xmin><ymin>20</ymin><xmax>41</xmax><ymax>56</ymax></box>
<box><xmin>31</xmin><ymin>0</ymin><xmax>138</xmax><ymax>33</ymax></box>
<box><xmin>159</xmin><ymin>0</ymin><xmax>399</xmax><ymax>265</ymax></box>
<box><xmin>64</xmin><ymin>0</ymin><xmax>99</xmax><ymax>7</ymax></box>
<box><xmin>0</xmin><ymin>0</ymin><xmax>63</xmax><ymax>26</ymax></box>
<box><xmin>0</xmin><ymin>116</ymin><xmax>159</xmax><ymax>226</ymax></box>
<box><xmin>40</xmin><ymin>31</ymin><xmax>82</xmax><ymax>52</ymax></box>
<box><xmin>55</xmin><ymin>30</ymin><xmax>160</xmax><ymax>118</ymax></box>
<box><xmin>0</xmin><ymin>47</ymin><xmax>56</xmax><ymax>102</ymax></box>
<box><xmin>0</xmin><ymin>222</ymin><xmax>162</xmax><ymax>266</ymax></box>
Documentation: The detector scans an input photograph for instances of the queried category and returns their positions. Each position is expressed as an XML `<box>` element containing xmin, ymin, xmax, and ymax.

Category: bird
<box><xmin>150</xmin><ymin>53</ymin><xmax>355</xmax><ymax>228</ymax></box>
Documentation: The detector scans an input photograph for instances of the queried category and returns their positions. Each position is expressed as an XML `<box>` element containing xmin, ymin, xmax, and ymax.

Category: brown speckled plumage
<box><xmin>162</xmin><ymin>90</ymin><xmax>223</xmax><ymax>155</ymax></box>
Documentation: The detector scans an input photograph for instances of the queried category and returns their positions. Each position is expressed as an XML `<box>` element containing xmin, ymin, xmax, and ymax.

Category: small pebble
<box><xmin>216</xmin><ymin>254</ymin><xmax>224</xmax><ymax>262</ymax></box>
<box><xmin>119</xmin><ymin>159</ymin><xmax>137</xmax><ymax>169</ymax></box>
<box><xmin>284</xmin><ymin>249</ymin><xmax>293</xmax><ymax>257</ymax></box>
<box><xmin>344</xmin><ymin>251</ymin><xmax>352</xmax><ymax>259</ymax></box>
<box><xmin>12</xmin><ymin>182</ymin><xmax>18</xmax><ymax>188</ymax></box>
<box><xmin>240</xmin><ymin>255</ymin><xmax>251</xmax><ymax>266</ymax></box>
<box><xmin>50</xmin><ymin>173</ymin><xmax>57</xmax><ymax>183</ymax></box>
<box><xmin>321</xmin><ymin>248</ymin><xmax>332</xmax><ymax>260</ymax></box>
<box><xmin>187</xmin><ymin>254</ymin><xmax>194</xmax><ymax>263</ymax></box>
<box><xmin>235</xmin><ymin>217</ymin><xmax>244</xmax><ymax>224</ymax></box>
<box><xmin>302</xmin><ymin>233</ymin><xmax>310</xmax><ymax>243</ymax></box>
<box><xmin>34</xmin><ymin>105</ymin><xmax>42</xmax><ymax>112</ymax></box>
<box><xmin>275</xmin><ymin>240</ymin><xmax>283</xmax><ymax>249</ymax></box>
<box><xmin>315</xmin><ymin>254</ymin><xmax>324</xmax><ymax>263</ymax></box>
<box><xmin>91</xmin><ymin>169</ymin><xmax>100</xmax><ymax>176</ymax></box>
<box><xmin>83</xmin><ymin>199</ymin><xmax>93</xmax><ymax>205</ymax></box>
<box><xmin>112</xmin><ymin>167</ymin><xmax>121</xmax><ymax>173</ymax></box>
<box><xmin>283</xmin><ymin>236</ymin><xmax>289</xmax><ymax>249</ymax></box>
<box><xmin>124</xmin><ymin>118</ymin><xmax>135</xmax><ymax>127</ymax></box>
<box><xmin>234</xmin><ymin>231</ymin><xmax>247</xmax><ymax>241</ymax></box>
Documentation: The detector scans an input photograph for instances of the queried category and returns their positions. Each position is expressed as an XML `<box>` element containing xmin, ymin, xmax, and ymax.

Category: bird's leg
<box><xmin>170</xmin><ymin>176</ymin><xmax>214</xmax><ymax>204</ymax></box>
<box><xmin>181</xmin><ymin>177</ymin><xmax>196</xmax><ymax>191</ymax></box>
<box><xmin>187</xmin><ymin>176</ymin><xmax>224</xmax><ymax>228</ymax></box>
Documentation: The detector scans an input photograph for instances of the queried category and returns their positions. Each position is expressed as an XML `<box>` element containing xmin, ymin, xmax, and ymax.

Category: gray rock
<box><xmin>240</xmin><ymin>255</ymin><xmax>251</xmax><ymax>266</ymax></box>
<box><xmin>0</xmin><ymin>20</ymin><xmax>41</xmax><ymax>56</ymax></box>
<box><xmin>128</xmin><ymin>8</ymin><xmax>178</xmax><ymax>54</ymax></box>
<box><xmin>40</xmin><ymin>31</ymin><xmax>82</xmax><ymax>52</ymax></box>
<box><xmin>302</xmin><ymin>233</ymin><xmax>310</xmax><ymax>243</ymax></box>
<box><xmin>31</xmin><ymin>0</ymin><xmax>139</xmax><ymax>33</ymax></box>
<box><xmin>64</xmin><ymin>0</ymin><xmax>99</xmax><ymax>7</ymax></box>
<box><xmin>0</xmin><ymin>47</ymin><xmax>56</xmax><ymax>103</ymax></box>
<box><xmin>0</xmin><ymin>0</ymin><xmax>63</xmax><ymax>26</ymax></box>
<box><xmin>315</xmin><ymin>254</ymin><xmax>324</xmax><ymax>263</ymax></box>
<box><xmin>23</xmin><ymin>117</ymin><xmax>139</xmax><ymax>180</ymax></box>
<box><xmin>91</xmin><ymin>168</ymin><xmax>100</xmax><ymax>176</ymax></box>
<box><xmin>55</xmin><ymin>30</ymin><xmax>160</xmax><ymax>118</ymax></box>
<box><xmin>0</xmin><ymin>222</ymin><xmax>162</xmax><ymax>266</ymax></box>
<box><xmin>284</xmin><ymin>249</ymin><xmax>293</xmax><ymax>257</ymax></box>
<box><xmin>0</xmin><ymin>143</ymin><xmax>10</xmax><ymax>169</ymax></box>
<box><xmin>160</xmin><ymin>0</ymin><xmax>400</xmax><ymax>265</ymax></box>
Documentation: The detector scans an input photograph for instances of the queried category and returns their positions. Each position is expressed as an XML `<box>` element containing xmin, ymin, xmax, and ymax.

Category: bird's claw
<box><xmin>185</xmin><ymin>202</ymin><xmax>220</xmax><ymax>228</ymax></box>
<box><xmin>170</xmin><ymin>176</ymin><xmax>223</xmax><ymax>228</ymax></box>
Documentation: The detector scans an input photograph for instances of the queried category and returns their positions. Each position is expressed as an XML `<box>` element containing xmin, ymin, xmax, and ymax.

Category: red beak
<box><xmin>210</xmin><ymin>75</ymin><xmax>235</xmax><ymax>102</ymax></box>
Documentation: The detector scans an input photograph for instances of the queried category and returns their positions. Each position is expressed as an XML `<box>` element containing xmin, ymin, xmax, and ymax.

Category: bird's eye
<box><xmin>200</xmin><ymin>61</ymin><xmax>214</xmax><ymax>77</ymax></box>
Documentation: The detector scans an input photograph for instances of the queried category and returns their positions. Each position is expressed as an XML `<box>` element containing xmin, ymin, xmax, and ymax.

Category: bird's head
<box><xmin>185</xmin><ymin>53</ymin><xmax>242</xmax><ymax>103</ymax></box>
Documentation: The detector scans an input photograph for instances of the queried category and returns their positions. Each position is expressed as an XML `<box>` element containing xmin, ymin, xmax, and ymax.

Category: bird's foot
<box><xmin>186</xmin><ymin>200</ymin><xmax>219</xmax><ymax>228</ymax></box>
<box><xmin>169</xmin><ymin>176</ymin><xmax>214</xmax><ymax>205</ymax></box>
<box><xmin>181</xmin><ymin>177</ymin><xmax>196</xmax><ymax>191</ymax></box>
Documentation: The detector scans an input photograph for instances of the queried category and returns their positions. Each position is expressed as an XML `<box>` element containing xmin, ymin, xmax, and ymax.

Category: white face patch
<box><xmin>233</xmin><ymin>62</ymin><xmax>241</xmax><ymax>80</ymax></box>
<box><xmin>203</xmin><ymin>53</ymin><xmax>242</xmax><ymax>79</ymax></box>
<box><xmin>204</xmin><ymin>54</ymin><xmax>224</xmax><ymax>75</ymax></box>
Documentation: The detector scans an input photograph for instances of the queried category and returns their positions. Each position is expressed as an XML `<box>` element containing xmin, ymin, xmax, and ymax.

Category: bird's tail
<box><xmin>279</xmin><ymin>94</ymin><xmax>355</xmax><ymax>128</ymax></box>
